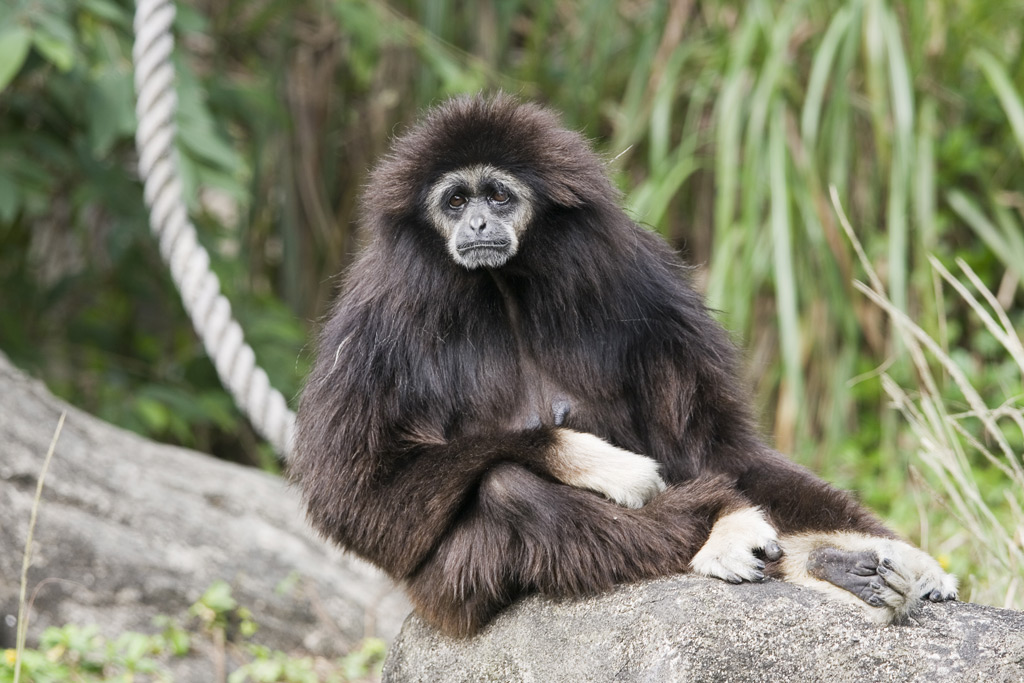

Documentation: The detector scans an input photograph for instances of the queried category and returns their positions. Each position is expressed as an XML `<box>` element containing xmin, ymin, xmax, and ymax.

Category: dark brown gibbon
<box><xmin>292</xmin><ymin>94</ymin><xmax>957</xmax><ymax>637</ymax></box>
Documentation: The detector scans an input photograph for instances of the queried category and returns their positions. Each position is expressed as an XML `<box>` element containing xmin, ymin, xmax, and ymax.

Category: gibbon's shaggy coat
<box><xmin>293</xmin><ymin>95</ymin><xmax>956</xmax><ymax>637</ymax></box>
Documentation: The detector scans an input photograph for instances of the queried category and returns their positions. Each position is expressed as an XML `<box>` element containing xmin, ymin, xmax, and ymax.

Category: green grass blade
<box><xmin>770</xmin><ymin>100</ymin><xmax>804</xmax><ymax>424</ymax></box>
<box><xmin>971</xmin><ymin>48</ymin><xmax>1024</xmax><ymax>160</ymax></box>
<box><xmin>884</xmin><ymin>5</ymin><xmax>913</xmax><ymax>321</ymax></box>
<box><xmin>801</xmin><ymin>7</ymin><xmax>852</xmax><ymax>149</ymax></box>
<box><xmin>947</xmin><ymin>190</ymin><xmax>1024</xmax><ymax>272</ymax></box>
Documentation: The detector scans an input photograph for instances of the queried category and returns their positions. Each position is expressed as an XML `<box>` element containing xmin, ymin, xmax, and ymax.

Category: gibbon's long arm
<box><xmin>727</xmin><ymin>451</ymin><xmax>894</xmax><ymax>538</ymax></box>
<box><xmin>299</xmin><ymin>426</ymin><xmax>662</xmax><ymax>570</ymax></box>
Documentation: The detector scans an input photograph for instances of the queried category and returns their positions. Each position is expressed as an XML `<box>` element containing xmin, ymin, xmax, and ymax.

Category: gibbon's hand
<box><xmin>549</xmin><ymin>429</ymin><xmax>666</xmax><ymax>509</ymax></box>
<box><xmin>689</xmin><ymin>507</ymin><xmax>783</xmax><ymax>583</ymax></box>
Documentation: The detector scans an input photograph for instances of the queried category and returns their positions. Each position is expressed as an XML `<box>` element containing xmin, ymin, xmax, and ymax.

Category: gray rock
<box><xmin>0</xmin><ymin>352</ymin><xmax>409</xmax><ymax>677</ymax></box>
<box><xmin>384</xmin><ymin>571</ymin><xmax>1024</xmax><ymax>682</ymax></box>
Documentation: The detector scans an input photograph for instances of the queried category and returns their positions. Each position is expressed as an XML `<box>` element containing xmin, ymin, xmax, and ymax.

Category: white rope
<box><xmin>132</xmin><ymin>0</ymin><xmax>295</xmax><ymax>458</ymax></box>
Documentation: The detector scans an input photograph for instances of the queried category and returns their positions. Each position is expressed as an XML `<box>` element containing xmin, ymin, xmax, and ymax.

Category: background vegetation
<box><xmin>1</xmin><ymin>0</ymin><xmax>1021</xmax><ymax>609</ymax></box>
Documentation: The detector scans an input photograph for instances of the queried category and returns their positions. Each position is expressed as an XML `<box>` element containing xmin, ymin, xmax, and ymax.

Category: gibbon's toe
<box><xmin>914</xmin><ymin>558</ymin><xmax>959</xmax><ymax>602</ymax></box>
<box><xmin>759</xmin><ymin>540</ymin><xmax>784</xmax><ymax>562</ymax></box>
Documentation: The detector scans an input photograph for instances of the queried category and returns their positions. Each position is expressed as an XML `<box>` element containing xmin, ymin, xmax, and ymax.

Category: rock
<box><xmin>0</xmin><ymin>352</ymin><xmax>410</xmax><ymax>676</ymax></box>
<box><xmin>383</xmin><ymin>574</ymin><xmax>1024</xmax><ymax>682</ymax></box>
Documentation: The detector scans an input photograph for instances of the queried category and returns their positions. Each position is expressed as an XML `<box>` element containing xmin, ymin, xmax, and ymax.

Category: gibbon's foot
<box><xmin>550</xmin><ymin>429</ymin><xmax>667</xmax><ymax>509</ymax></box>
<box><xmin>690</xmin><ymin>507</ymin><xmax>782</xmax><ymax>584</ymax></box>
<box><xmin>807</xmin><ymin>547</ymin><xmax>908</xmax><ymax>609</ymax></box>
<box><xmin>780</xmin><ymin>533</ymin><xmax>958</xmax><ymax>623</ymax></box>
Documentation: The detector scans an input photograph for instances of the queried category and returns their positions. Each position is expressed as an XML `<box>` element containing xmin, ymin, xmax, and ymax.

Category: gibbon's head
<box><xmin>365</xmin><ymin>94</ymin><xmax>620</xmax><ymax>270</ymax></box>
<box><xmin>425</xmin><ymin>163</ymin><xmax>534</xmax><ymax>269</ymax></box>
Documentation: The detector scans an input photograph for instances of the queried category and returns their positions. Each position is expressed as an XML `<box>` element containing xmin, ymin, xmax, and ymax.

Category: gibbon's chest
<box><xmin>462</xmin><ymin>273</ymin><xmax>603</xmax><ymax>434</ymax></box>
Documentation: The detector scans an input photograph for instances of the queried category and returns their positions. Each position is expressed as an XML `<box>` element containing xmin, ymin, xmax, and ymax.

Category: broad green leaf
<box><xmin>86</xmin><ymin>67</ymin><xmax>136</xmax><ymax>156</ymax></box>
<box><xmin>0</xmin><ymin>26</ymin><xmax>32</xmax><ymax>92</ymax></box>
<box><xmin>134</xmin><ymin>397</ymin><xmax>171</xmax><ymax>432</ymax></box>
<box><xmin>81</xmin><ymin>0</ymin><xmax>131</xmax><ymax>27</ymax></box>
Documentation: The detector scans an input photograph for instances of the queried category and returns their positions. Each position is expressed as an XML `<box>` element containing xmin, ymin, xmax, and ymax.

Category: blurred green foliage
<box><xmin>1</xmin><ymin>582</ymin><xmax>385</xmax><ymax>682</ymax></box>
<box><xmin>0</xmin><ymin>0</ymin><xmax>1021</xmax><ymax>572</ymax></box>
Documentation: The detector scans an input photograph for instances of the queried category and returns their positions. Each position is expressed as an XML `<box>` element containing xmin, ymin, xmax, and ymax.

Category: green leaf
<box><xmin>80</xmin><ymin>0</ymin><xmax>132</xmax><ymax>27</ymax></box>
<box><xmin>801</xmin><ymin>7</ymin><xmax>852</xmax><ymax>148</ymax></box>
<box><xmin>134</xmin><ymin>397</ymin><xmax>171</xmax><ymax>433</ymax></box>
<box><xmin>86</xmin><ymin>67</ymin><xmax>137</xmax><ymax>156</ymax></box>
<box><xmin>198</xmin><ymin>580</ymin><xmax>237</xmax><ymax>614</ymax></box>
<box><xmin>115</xmin><ymin>632</ymin><xmax>155</xmax><ymax>663</ymax></box>
<box><xmin>167</xmin><ymin>627</ymin><xmax>191</xmax><ymax>656</ymax></box>
<box><xmin>32</xmin><ymin>31</ymin><xmax>75</xmax><ymax>72</ymax></box>
<box><xmin>0</xmin><ymin>26</ymin><xmax>32</xmax><ymax>92</ymax></box>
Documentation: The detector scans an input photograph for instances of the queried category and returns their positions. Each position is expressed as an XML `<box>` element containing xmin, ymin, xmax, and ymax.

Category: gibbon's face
<box><xmin>426</xmin><ymin>164</ymin><xmax>535</xmax><ymax>270</ymax></box>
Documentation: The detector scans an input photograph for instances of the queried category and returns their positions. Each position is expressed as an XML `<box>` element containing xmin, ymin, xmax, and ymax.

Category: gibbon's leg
<box><xmin>404</xmin><ymin>464</ymin><xmax>751</xmax><ymax>637</ymax></box>
<box><xmin>728</xmin><ymin>451</ymin><xmax>958</xmax><ymax>622</ymax></box>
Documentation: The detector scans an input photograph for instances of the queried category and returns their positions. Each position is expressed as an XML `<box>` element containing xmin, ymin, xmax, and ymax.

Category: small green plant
<box><xmin>1</xmin><ymin>620</ymin><xmax>185</xmax><ymax>683</ymax></box>
<box><xmin>229</xmin><ymin>646</ymin><xmax>319</xmax><ymax>683</ymax></box>
<box><xmin>189</xmin><ymin>580</ymin><xmax>258</xmax><ymax>639</ymax></box>
<box><xmin>335</xmin><ymin>639</ymin><xmax>386</xmax><ymax>682</ymax></box>
<box><xmin>227</xmin><ymin>637</ymin><xmax>386</xmax><ymax>683</ymax></box>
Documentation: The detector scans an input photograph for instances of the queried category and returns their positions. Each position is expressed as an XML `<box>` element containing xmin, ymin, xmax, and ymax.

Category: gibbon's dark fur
<box><xmin>293</xmin><ymin>95</ymin><xmax>896</xmax><ymax>637</ymax></box>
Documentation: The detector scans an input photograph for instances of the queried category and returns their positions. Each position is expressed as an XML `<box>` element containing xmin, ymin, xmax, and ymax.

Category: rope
<box><xmin>132</xmin><ymin>0</ymin><xmax>295</xmax><ymax>458</ymax></box>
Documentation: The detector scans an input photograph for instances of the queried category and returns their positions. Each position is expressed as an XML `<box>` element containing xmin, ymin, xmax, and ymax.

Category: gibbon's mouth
<box><xmin>455</xmin><ymin>239</ymin><xmax>513</xmax><ymax>254</ymax></box>
<box><xmin>453</xmin><ymin>240</ymin><xmax>515</xmax><ymax>269</ymax></box>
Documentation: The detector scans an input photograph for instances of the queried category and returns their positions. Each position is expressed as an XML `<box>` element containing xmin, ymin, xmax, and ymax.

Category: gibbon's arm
<box><xmin>305</xmin><ymin>427</ymin><xmax>666</xmax><ymax>579</ymax></box>
<box><xmin>729</xmin><ymin>451</ymin><xmax>894</xmax><ymax>538</ymax></box>
<box><xmin>547</xmin><ymin>429</ymin><xmax>667</xmax><ymax>507</ymax></box>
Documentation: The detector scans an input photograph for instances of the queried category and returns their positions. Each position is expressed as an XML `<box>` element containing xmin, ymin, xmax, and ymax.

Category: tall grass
<box><xmin>835</xmin><ymin>189</ymin><xmax>1023</xmax><ymax>608</ymax></box>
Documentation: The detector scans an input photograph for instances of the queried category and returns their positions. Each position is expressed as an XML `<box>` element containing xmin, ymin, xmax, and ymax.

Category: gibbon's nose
<box><xmin>469</xmin><ymin>213</ymin><xmax>487</xmax><ymax>232</ymax></box>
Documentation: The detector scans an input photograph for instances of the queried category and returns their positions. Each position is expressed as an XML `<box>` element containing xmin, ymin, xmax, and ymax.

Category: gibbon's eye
<box><xmin>448</xmin><ymin>194</ymin><xmax>467</xmax><ymax>209</ymax></box>
<box><xmin>490</xmin><ymin>189</ymin><xmax>510</xmax><ymax>204</ymax></box>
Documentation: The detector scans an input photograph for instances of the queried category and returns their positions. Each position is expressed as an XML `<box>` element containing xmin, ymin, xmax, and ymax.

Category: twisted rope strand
<box><xmin>132</xmin><ymin>0</ymin><xmax>295</xmax><ymax>458</ymax></box>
